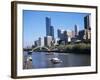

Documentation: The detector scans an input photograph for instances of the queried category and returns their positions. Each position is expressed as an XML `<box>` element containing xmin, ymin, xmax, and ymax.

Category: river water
<box><xmin>23</xmin><ymin>52</ymin><xmax>90</xmax><ymax>69</ymax></box>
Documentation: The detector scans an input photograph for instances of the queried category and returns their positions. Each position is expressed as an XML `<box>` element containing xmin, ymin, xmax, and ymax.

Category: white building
<box><xmin>44</xmin><ymin>36</ymin><xmax>53</xmax><ymax>47</ymax></box>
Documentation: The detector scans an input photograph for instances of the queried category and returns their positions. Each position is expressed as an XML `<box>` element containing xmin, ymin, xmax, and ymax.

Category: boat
<box><xmin>27</xmin><ymin>56</ymin><xmax>32</xmax><ymax>61</ymax></box>
<box><xmin>28</xmin><ymin>51</ymin><xmax>33</xmax><ymax>55</ymax></box>
<box><xmin>50</xmin><ymin>58</ymin><xmax>62</xmax><ymax>64</ymax></box>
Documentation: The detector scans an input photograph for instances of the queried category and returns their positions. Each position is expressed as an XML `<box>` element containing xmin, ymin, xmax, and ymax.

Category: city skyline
<box><xmin>23</xmin><ymin>10</ymin><xmax>90</xmax><ymax>48</ymax></box>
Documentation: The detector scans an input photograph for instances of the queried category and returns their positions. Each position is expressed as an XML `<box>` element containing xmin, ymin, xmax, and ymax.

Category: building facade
<box><xmin>50</xmin><ymin>26</ymin><xmax>54</xmax><ymax>39</ymax></box>
<box><xmin>57</xmin><ymin>29</ymin><xmax>73</xmax><ymax>44</ymax></box>
<box><xmin>46</xmin><ymin>17</ymin><xmax>54</xmax><ymax>40</ymax></box>
<box><xmin>84</xmin><ymin>15</ymin><xmax>91</xmax><ymax>29</ymax></box>
<box><xmin>38</xmin><ymin>37</ymin><xmax>44</xmax><ymax>47</ymax></box>
<box><xmin>74</xmin><ymin>24</ymin><xmax>78</xmax><ymax>37</ymax></box>
<box><xmin>44</xmin><ymin>36</ymin><xmax>53</xmax><ymax>47</ymax></box>
<box><xmin>46</xmin><ymin>17</ymin><xmax>51</xmax><ymax>36</ymax></box>
<box><xmin>78</xmin><ymin>15</ymin><xmax>91</xmax><ymax>41</ymax></box>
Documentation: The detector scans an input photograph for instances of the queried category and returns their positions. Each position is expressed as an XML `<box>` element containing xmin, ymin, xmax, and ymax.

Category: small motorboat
<box><xmin>27</xmin><ymin>56</ymin><xmax>32</xmax><ymax>61</ymax></box>
<box><xmin>50</xmin><ymin>58</ymin><xmax>62</xmax><ymax>64</ymax></box>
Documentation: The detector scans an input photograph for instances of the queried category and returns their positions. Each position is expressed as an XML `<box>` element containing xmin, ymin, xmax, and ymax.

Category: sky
<box><xmin>23</xmin><ymin>10</ymin><xmax>90</xmax><ymax>48</ymax></box>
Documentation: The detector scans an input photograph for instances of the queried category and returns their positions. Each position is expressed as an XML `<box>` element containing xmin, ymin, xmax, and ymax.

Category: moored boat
<box><xmin>50</xmin><ymin>57</ymin><xmax>62</xmax><ymax>64</ymax></box>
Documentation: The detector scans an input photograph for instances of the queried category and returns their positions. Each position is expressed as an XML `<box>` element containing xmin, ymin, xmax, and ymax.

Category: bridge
<box><xmin>32</xmin><ymin>46</ymin><xmax>50</xmax><ymax>52</ymax></box>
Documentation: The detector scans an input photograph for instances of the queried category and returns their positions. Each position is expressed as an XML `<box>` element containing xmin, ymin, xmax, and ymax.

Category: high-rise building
<box><xmin>38</xmin><ymin>37</ymin><xmax>44</xmax><ymax>47</ymax></box>
<box><xmin>34</xmin><ymin>37</ymin><xmax>44</xmax><ymax>47</ymax></box>
<box><xmin>57</xmin><ymin>29</ymin><xmax>72</xmax><ymax>44</ymax></box>
<box><xmin>84</xmin><ymin>15</ymin><xmax>91</xmax><ymax>29</ymax></box>
<box><xmin>78</xmin><ymin>30</ymin><xmax>85</xmax><ymax>40</ymax></box>
<box><xmin>75</xmin><ymin>25</ymin><xmax>78</xmax><ymax>37</ymax></box>
<box><xmin>50</xmin><ymin>26</ymin><xmax>54</xmax><ymax>39</ymax></box>
<box><xmin>72</xmin><ymin>30</ymin><xmax>75</xmax><ymax>38</ymax></box>
<box><xmin>78</xmin><ymin>15</ymin><xmax>91</xmax><ymax>40</ymax></box>
<box><xmin>38</xmin><ymin>37</ymin><xmax>41</xmax><ymax>46</ymax></box>
<box><xmin>58</xmin><ymin>29</ymin><xmax>73</xmax><ymax>40</ymax></box>
<box><xmin>84</xmin><ymin>15</ymin><xmax>91</xmax><ymax>40</ymax></box>
<box><xmin>44</xmin><ymin>36</ymin><xmax>53</xmax><ymax>47</ymax></box>
<box><xmin>57</xmin><ymin>29</ymin><xmax>66</xmax><ymax>39</ymax></box>
<box><xmin>46</xmin><ymin>17</ymin><xmax>51</xmax><ymax>36</ymax></box>
<box><xmin>34</xmin><ymin>40</ymin><xmax>39</xmax><ymax>47</ymax></box>
<box><xmin>46</xmin><ymin>17</ymin><xmax>54</xmax><ymax>39</ymax></box>
<box><xmin>57</xmin><ymin>29</ymin><xmax>61</xmax><ymax>38</ymax></box>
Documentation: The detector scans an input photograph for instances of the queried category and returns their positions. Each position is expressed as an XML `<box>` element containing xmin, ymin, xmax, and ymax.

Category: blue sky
<box><xmin>23</xmin><ymin>10</ymin><xmax>90</xmax><ymax>48</ymax></box>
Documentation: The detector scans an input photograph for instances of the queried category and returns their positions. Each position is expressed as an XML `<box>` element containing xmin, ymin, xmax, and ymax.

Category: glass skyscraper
<box><xmin>50</xmin><ymin>26</ymin><xmax>54</xmax><ymax>39</ymax></box>
<box><xmin>84</xmin><ymin>15</ymin><xmax>91</xmax><ymax>29</ymax></box>
<box><xmin>45</xmin><ymin>17</ymin><xmax>54</xmax><ymax>39</ymax></box>
<box><xmin>75</xmin><ymin>24</ymin><xmax>78</xmax><ymax>37</ymax></box>
<box><xmin>46</xmin><ymin>17</ymin><xmax>51</xmax><ymax>36</ymax></box>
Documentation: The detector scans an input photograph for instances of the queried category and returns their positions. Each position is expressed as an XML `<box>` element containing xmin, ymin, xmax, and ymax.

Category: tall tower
<box><xmin>84</xmin><ymin>15</ymin><xmax>91</xmax><ymax>29</ymax></box>
<box><xmin>46</xmin><ymin>17</ymin><xmax>51</xmax><ymax>36</ymax></box>
<box><xmin>57</xmin><ymin>29</ymin><xmax>61</xmax><ymax>38</ymax></box>
<box><xmin>46</xmin><ymin>17</ymin><xmax>54</xmax><ymax>39</ymax></box>
<box><xmin>75</xmin><ymin>24</ymin><xmax>78</xmax><ymax>37</ymax></box>
<box><xmin>50</xmin><ymin>26</ymin><xmax>54</xmax><ymax>39</ymax></box>
<box><xmin>84</xmin><ymin>15</ymin><xmax>91</xmax><ymax>40</ymax></box>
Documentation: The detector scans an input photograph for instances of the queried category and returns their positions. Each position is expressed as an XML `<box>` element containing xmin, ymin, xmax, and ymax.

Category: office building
<box><xmin>84</xmin><ymin>15</ymin><xmax>91</xmax><ymax>40</ymax></box>
<box><xmin>84</xmin><ymin>15</ymin><xmax>91</xmax><ymax>29</ymax></box>
<box><xmin>57</xmin><ymin>29</ymin><xmax>73</xmax><ymax>44</ymax></box>
<box><xmin>38</xmin><ymin>37</ymin><xmax>44</xmax><ymax>47</ymax></box>
<box><xmin>50</xmin><ymin>26</ymin><xmax>54</xmax><ymax>39</ymax></box>
<box><xmin>74</xmin><ymin>25</ymin><xmax>78</xmax><ymax>37</ymax></box>
<box><xmin>78</xmin><ymin>15</ymin><xmax>91</xmax><ymax>41</ymax></box>
<box><xmin>44</xmin><ymin>36</ymin><xmax>53</xmax><ymax>47</ymax></box>
<box><xmin>78</xmin><ymin>30</ymin><xmax>85</xmax><ymax>40</ymax></box>
<box><xmin>57</xmin><ymin>29</ymin><xmax>61</xmax><ymax>38</ymax></box>
<box><xmin>46</xmin><ymin>17</ymin><xmax>54</xmax><ymax>39</ymax></box>
<box><xmin>46</xmin><ymin>17</ymin><xmax>51</xmax><ymax>36</ymax></box>
<box><xmin>72</xmin><ymin>30</ymin><xmax>75</xmax><ymax>38</ymax></box>
<box><xmin>78</xmin><ymin>29</ymin><xmax>91</xmax><ymax>40</ymax></box>
<box><xmin>34</xmin><ymin>40</ymin><xmax>39</xmax><ymax>47</ymax></box>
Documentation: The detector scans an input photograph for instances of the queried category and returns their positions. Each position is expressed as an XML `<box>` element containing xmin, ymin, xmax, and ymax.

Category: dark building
<box><xmin>38</xmin><ymin>37</ymin><xmax>41</xmax><ymax>46</ymax></box>
<box><xmin>46</xmin><ymin>17</ymin><xmax>51</xmax><ymax>36</ymax></box>
<box><xmin>46</xmin><ymin>17</ymin><xmax>54</xmax><ymax>39</ymax></box>
<box><xmin>84</xmin><ymin>15</ymin><xmax>91</xmax><ymax>29</ymax></box>
<box><xmin>50</xmin><ymin>26</ymin><xmax>54</xmax><ymax>39</ymax></box>
<box><xmin>78</xmin><ymin>30</ymin><xmax>85</xmax><ymax>40</ymax></box>
<box><xmin>75</xmin><ymin>24</ymin><xmax>78</xmax><ymax>37</ymax></box>
<box><xmin>44</xmin><ymin>37</ymin><xmax>47</xmax><ymax>47</ymax></box>
<box><xmin>78</xmin><ymin>15</ymin><xmax>91</xmax><ymax>41</ymax></box>
<box><xmin>78</xmin><ymin>29</ymin><xmax>91</xmax><ymax>41</ymax></box>
<box><xmin>57</xmin><ymin>29</ymin><xmax>61</xmax><ymax>38</ymax></box>
<box><xmin>84</xmin><ymin>15</ymin><xmax>91</xmax><ymax>40</ymax></box>
<box><xmin>57</xmin><ymin>29</ymin><xmax>69</xmax><ymax>45</ymax></box>
<box><xmin>34</xmin><ymin>40</ymin><xmax>39</xmax><ymax>47</ymax></box>
<box><xmin>63</xmin><ymin>31</ymin><xmax>68</xmax><ymax>44</ymax></box>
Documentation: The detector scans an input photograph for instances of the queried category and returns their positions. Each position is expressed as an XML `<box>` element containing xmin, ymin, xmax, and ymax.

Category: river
<box><xmin>23</xmin><ymin>51</ymin><xmax>90</xmax><ymax>69</ymax></box>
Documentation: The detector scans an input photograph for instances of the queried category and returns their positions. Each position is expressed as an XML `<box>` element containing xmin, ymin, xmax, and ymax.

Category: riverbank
<box><xmin>32</xmin><ymin>50</ymin><xmax>90</xmax><ymax>54</ymax></box>
<box><xmin>36</xmin><ymin>43</ymin><xmax>90</xmax><ymax>54</ymax></box>
<box><xmin>56</xmin><ymin>43</ymin><xmax>90</xmax><ymax>54</ymax></box>
<box><xmin>24</xmin><ymin>43</ymin><xmax>91</xmax><ymax>54</ymax></box>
